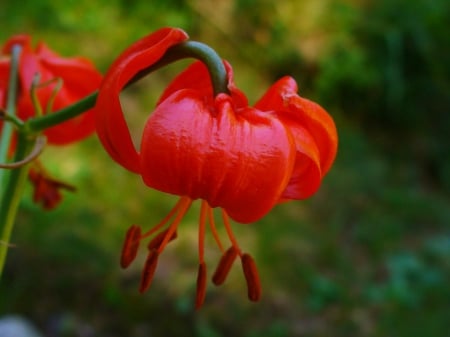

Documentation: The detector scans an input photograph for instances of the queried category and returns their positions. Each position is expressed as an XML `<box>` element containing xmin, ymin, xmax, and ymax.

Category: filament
<box><xmin>221</xmin><ymin>210</ymin><xmax>242</xmax><ymax>256</ymax></box>
<box><xmin>198</xmin><ymin>201</ymin><xmax>208</xmax><ymax>264</ymax></box>
<box><xmin>208</xmin><ymin>206</ymin><xmax>224</xmax><ymax>253</ymax></box>
<box><xmin>140</xmin><ymin>197</ymin><xmax>185</xmax><ymax>239</ymax></box>
<box><xmin>157</xmin><ymin>197</ymin><xmax>192</xmax><ymax>254</ymax></box>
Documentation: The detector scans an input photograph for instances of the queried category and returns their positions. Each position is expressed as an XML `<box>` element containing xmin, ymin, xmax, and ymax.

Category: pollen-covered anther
<box><xmin>241</xmin><ymin>253</ymin><xmax>262</xmax><ymax>302</ymax></box>
<box><xmin>195</xmin><ymin>262</ymin><xmax>207</xmax><ymax>309</ymax></box>
<box><xmin>120</xmin><ymin>224</ymin><xmax>142</xmax><ymax>268</ymax></box>
<box><xmin>212</xmin><ymin>246</ymin><xmax>239</xmax><ymax>286</ymax></box>
<box><xmin>147</xmin><ymin>229</ymin><xmax>178</xmax><ymax>251</ymax></box>
<box><xmin>139</xmin><ymin>249</ymin><xmax>160</xmax><ymax>293</ymax></box>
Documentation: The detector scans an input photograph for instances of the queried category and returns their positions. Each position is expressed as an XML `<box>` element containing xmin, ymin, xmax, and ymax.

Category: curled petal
<box><xmin>3</xmin><ymin>35</ymin><xmax>102</xmax><ymax>145</ymax></box>
<box><xmin>255</xmin><ymin>77</ymin><xmax>338</xmax><ymax>199</ymax></box>
<box><xmin>279</xmin><ymin>124</ymin><xmax>322</xmax><ymax>200</ymax></box>
<box><xmin>140</xmin><ymin>92</ymin><xmax>296</xmax><ymax>224</ymax></box>
<box><xmin>95</xmin><ymin>27</ymin><xmax>189</xmax><ymax>173</ymax></box>
<box><xmin>0</xmin><ymin>56</ymin><xmax>9</xmax><ymax>106</ymax></box>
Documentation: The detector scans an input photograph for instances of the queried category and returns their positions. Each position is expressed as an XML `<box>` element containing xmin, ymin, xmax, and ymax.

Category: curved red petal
<box><xmin>288</xmin><ymin>95</ymin><xmax>338</xmax><ymax>176</ymax></box>
<box><xmin>95</xmin><ymin>27</ymin><xmax>189</xmax><ymax>173</ymax></box>
<box><xmin>2</xmin><ymin>35</ymin><xmax>103</xmax><ymax>145</ymax></box>
<box><xmin>16</xmin><ymin>55</ymin><xmax>102</xmax><ymax>145</ymax></box>
<box><xmin>2</xmin><ymin>35</ymin><xmax>33</xmax><ymax>54</ymax></box>
<box><xmin>255</xmin><ymin>77</ymin><xmax>338</xmax><ymax>198</ymax></box>
<box><xmin>140</xmin><ymin>91</ymin><xmax>295</xmax><ymax>223</ymax></box>
<box><xmin>281</xmin><ymin>124</ymin><xmax>322</xmax><ymax>200</ymax></box>
<box><xmin>0</xmin><ymin>57</ymin><xmax>9</xmax><ymax>108</ymax></box>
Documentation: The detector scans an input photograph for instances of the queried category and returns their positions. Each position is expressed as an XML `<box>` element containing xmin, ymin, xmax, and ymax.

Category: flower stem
<box><xmin>26</xmin><ymin>92</ymin><xmax>97</xmax><ymax>133</ymax></box>
<box><xmin>26</xmin><ymin>40</ymin><xmax>229</xmax><ymax>133</ymax></box>
<box><xmin>0</xmin><ymin>44</ymin><xmax>27</xmax><ymax>279</ymax></box>
<box><xmin>133</xmin><ymin>41</ymin><xmax>229</xmax><ymax>96</ymax></box>
<box><xmin>0</xmin><ymin>45</ymin><xmax>22</xmax><ymax>191</ymax></box>
<box><xmin>0</xmin><ymin>133</ymin><xmax>33</xmax><ymax>278</ymax></box>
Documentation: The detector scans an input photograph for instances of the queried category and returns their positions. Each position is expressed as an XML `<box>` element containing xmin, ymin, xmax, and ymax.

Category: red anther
<box><xmin>120</xmin><ymin>225</ymin><xmax>142</xmax><ymax>268</ymax></box>
<box><xmin>212</xmin><ymin>246</ymin><xmax>238</xmax><ymax>286</ymax></box>
<box><xmin>147</xmin><ymin>229</ymin><xmax>178</xmax><ymax>251</ymax></box>
<box><xmin>241</xmin><ymin>253</ymin><xmax>262</xmax><ymax>302</ymax></box>
<box><xmin>195</xmin><ymin>262</ymin><xmax>207</xmax><ymax>309</ymax></box>
<box><xmin>139</xmin><ymin>249</ymin><xmax>159</xmax><ymax>293</ymax></box>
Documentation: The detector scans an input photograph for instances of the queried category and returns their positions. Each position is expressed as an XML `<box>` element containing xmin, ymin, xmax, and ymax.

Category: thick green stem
<box><xmin>26</xmin><ymin>40</ymin><xmax>228</xmax><ymax>133</ymax></box>
<box><xmin>0</xmin><ymin>45</ymin><xmax>22</xmax><ymax>192</ymax></box>
<box><xmin>0</xmin><ymin>134</ymin><xmax>33</xmax><ymax>278</ymax></box>
<box><xmin>134</xmin><ymin>41</ymin><xmax>229</xmax><ymax>96</ymax></box>
<box><xmin>26</xmin><ymin>92</ymin><xmax>97</xmax><ymax>133</ymax></box>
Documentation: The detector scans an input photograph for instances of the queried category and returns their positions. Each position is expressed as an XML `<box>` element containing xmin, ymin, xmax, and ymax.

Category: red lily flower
<box><xmin>0</xmin><ymin>54</ymin><xmax>9</xmax><ymax>109</ymax></box>
<box><xmin>95</xmin><ymin>27</ymin><xmax>337</xmax><ymax>308</ymax></box>
<box><xmin>1</xmin><ymin>35</ymin><xmax>102</xmax><ymax>210</ymax></box>
<box><xmin>1</xmin><ymin>35</ymin><xmax>102</xmax><ymax>145</ymax></box>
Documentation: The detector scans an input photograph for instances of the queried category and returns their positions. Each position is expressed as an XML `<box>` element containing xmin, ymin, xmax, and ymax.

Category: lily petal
<box><xmin>140</xmin><ymin>91</ymin><xmax>295</xmax><ymax>223</ymax></box>
<box><xmin>255</xmin><ymin>76</ymin><xmax>337</xmax><ymax>199</ymax></box>
<box><xmin>95</xmin><ymin>27</ymin><xmax>189</xmax><ymax>173</ymax></box>
<box><xmin>2</xmin><ymin>35</ymin><xmax>103</xmax><ymax>145</ymax></box>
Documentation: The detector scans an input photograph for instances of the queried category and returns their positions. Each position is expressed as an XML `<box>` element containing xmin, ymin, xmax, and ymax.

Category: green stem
<box><xmin>0</xmin><ymin>133</ymin><xmax>33</xmax><ymax>278</ymax></box>
<box><xmin>0</xmin><ymin>45</ymin><xmax>22</xmax><ymax>192</ymax></box>
<box><xmin>26</xmin><ymin>92</ymin><xmax>97</xmax><ymax>133</ymax></box>
<box><xmin>134</xmin><ymin>41</ymin><xmax>229</xmax><ymax>96</ymax></box>
<box><xmin>26</xmin><ymin>40</ymin><xmax>228</xmax><ymax>133</ymax></box>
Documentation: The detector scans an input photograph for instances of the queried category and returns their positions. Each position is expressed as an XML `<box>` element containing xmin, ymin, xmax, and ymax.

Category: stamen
<box><xmin>157</xmin><ymin>197</ymin><xmax>192</xmax><ymax>254</ymax></box>
<box><xmin>120</xmin><ymin>224</ymin><xmax>142</xmax><ymax>268</ymax></box>
<box><xmin>139</xmin><ymin>249</ymin><xmax>159</xmax><ymax>293</ymax></box>
<box><xmin>198</xmin><ymin>201</ymin><xmax>208</xmax><ymax>264</ymax></box>
<box><xmin>147</xmin><ymin>229</ymin><xmax>178</xmax><ymax>251</ymax></box>
<box><xmin>208</xmin><ymin>207</ymin><xmax>224</xmax><ymax>253</ymax></box>
<box><xmin>241</xmin><ymin>253</ymin><xmax>262</xmax><ymax>302</ymax></box>
<box><xmin>212</xmin><ymin>246</ymin><xmax>238</xmax><ymax>285</ymax></box>
<box><xmin>140</xmin><ymin>197</ymin><xmax>186</xmax><ymax>239</ymax></box>
<box><xmin>195</xmin><ymin>262</ymin><xmax>207</xmax><ymax>309</ymax></box>
<box><xmin>221</xmin><ymin>210</ymin><xmax>242</xmax><ymax>256</ymax></box>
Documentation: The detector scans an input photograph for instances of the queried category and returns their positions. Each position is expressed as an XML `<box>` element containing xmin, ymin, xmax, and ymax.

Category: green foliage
<box><xmin>316</xmin><ymin>0</ymin><xmax>450</xmax><ymax>189</ymax></box>
<box><xmin>1</xmin><ymin>0</ymin><xmax>449</xmax><ymax>336</ymax></box>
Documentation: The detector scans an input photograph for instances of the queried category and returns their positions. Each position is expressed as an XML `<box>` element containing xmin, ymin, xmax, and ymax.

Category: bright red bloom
<box><xmin>0</xmin><ymin>54</ymin><xmax>9</xmax><ymax>109</ymax></box>
<box><xmin>1</xmin><ymin>35</ymin><xmax>102</xmax><ymax>145</ymax></box>
<box><xmin>1</xmin><ymin>35</ymin><xmax>102</xmax><ymax>210</ymax></box>
<box><xmin>95</xmin><ymin>27</ymin><xmax>338</xmax><ymax>307</ymax></box>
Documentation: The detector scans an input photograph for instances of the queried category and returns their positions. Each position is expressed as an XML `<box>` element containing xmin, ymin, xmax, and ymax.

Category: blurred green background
<box><xmin>1</xmin><ymin>0</ymin><xmax>449</xmax><ymax>336</ymax></box>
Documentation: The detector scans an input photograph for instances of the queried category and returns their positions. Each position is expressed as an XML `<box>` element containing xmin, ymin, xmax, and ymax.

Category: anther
<box><xmin>195</xmin><ymin>262</ymin><xmax>207</xmax><ymax>309</ymax></box>
<box><xmin>120</xmin><ymin>225</ymin><xmax>142</xmax><ymax>268</ymax></box>
<box><xmin>139</xmin><ymin>249</ymin><xmax>159</xmax><ymax>293</ymax></box>
<box><xmin>212</xmin><ymin>246</ymin><xmax>238</xmax><ymax>286</ymax></box>
<box><xmin>241</xmin><ymin>253</ymin><xmax>262</xmax><ymax>302</ymax></box>
<box><xmin>147</xmin><ymin>229</ymin><xmax>178</xmax><ymax>251</ymax></box>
